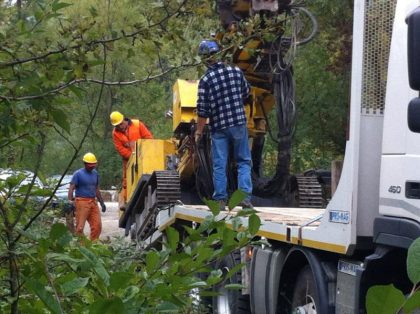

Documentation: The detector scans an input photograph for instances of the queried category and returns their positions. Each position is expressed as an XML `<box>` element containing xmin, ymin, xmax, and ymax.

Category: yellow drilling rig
<box><xmin>119</xmin><ymin>0</ymin><xmax>326</xmax><ymax>239</ymax></box>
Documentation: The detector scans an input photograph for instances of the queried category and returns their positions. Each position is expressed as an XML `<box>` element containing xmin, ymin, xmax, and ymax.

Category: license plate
<box><xmin>329</xmin><ymin>210</ymin><xmax>350</xmax><ymax>224</ymax></box>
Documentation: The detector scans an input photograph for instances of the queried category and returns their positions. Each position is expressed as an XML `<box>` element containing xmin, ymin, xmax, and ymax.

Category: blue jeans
<box><xmin>211</xmin><ymin>124</ymin><xmax>252</xmax><ymax>201</ymax></box>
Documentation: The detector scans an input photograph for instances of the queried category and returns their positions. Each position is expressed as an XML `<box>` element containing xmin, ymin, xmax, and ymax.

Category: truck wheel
<box><xmin>291</xmin><ymin>265</ymin><xmax>318</xmax><ymax>314</ymax></box>
<box><xmin>213</xmin><ymin>250</ymin><xmax>250</xmax><ymax>314</ymax></box>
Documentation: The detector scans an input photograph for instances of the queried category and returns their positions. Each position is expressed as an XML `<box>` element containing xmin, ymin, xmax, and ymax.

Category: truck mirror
<box><xmin>408</xmin><ymin>98</ymin><xmax>420</xmax><ymax>133</ymax></box>
<box><xmin>406</xmin><ymin>7</ymin><xmax>420</xmax><ymax>90</ymax></box>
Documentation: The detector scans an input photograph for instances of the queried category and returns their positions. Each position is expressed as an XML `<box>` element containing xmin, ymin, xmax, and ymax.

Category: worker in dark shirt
<box><xmin>68</xmin><ymin>153</ymin><xmax>106</xmax><ymax>240</ymax></box>
<box><xmin>195</xmin><ymin>39</ymin><xmax>253</xmax><ymax>210</ymax></box>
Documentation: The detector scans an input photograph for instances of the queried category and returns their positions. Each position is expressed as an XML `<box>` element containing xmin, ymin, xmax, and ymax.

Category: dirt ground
<box><xmin>77</xmin><ymin>201</ymin><xmax>126</xmax><ymax>241</ymax></box>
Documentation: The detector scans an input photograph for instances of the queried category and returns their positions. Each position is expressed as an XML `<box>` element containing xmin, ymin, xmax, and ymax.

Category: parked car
<box><xmin>47</xmin><ymin>174</ymin><xmax>73</xmax><ymax>208</ymax></box>
<box><xmin>0</xmin><ymin>168</ymin><xmax>47</xmax><ymax>204</ymax></box>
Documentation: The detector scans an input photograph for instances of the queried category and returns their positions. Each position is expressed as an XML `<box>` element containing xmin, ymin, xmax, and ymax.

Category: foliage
<box><xmin>0</xmin><ymin>0</ymin><xmax>218</xmax><ymax>187</ymax></box>
<box><xmin>366</xmin><ymin>237</ymin><xmax>420</xmax><ymax>314</ymax></box>
<box><xmin>0</xmin><ymin>183</ymin><xmax>260</xmax><ymax>313</ymax></box>
<box><xmin>261</xmin><ymin>0</ymin><xmax>352</xmax><ymax>175</ymax></box>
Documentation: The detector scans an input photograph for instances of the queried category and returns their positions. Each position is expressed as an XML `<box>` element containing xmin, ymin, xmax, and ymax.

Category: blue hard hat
<box><xmin>198</xmin><ymin>40</ymin><xmax>220</xmax><ymax>56</ymax></box>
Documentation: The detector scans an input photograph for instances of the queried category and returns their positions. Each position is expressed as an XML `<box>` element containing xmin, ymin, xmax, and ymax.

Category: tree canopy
<box><xmin>0</xmin><ymin>0</ymin><xmax>351</xmax><ymax>186</ymax></box>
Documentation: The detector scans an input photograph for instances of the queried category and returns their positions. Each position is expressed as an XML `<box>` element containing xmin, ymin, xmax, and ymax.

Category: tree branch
<box><xmin>0</xmin><ymin>133</ymin><xmax>30</xmax><ymax>149</ymax></box>
<box><xmin>0</xmin><ymin>0</ymin><xmax>188</xmax><ymax>68</ymax></box>
<box><xmin>0</xmin><ymin>61</ymin><xmax>199</xmax><ymax>101</ymax></box>
<box><xmin>18</xmin><ymin>42</ymin><xmax>109</xmax><ymax>238</ymax></box>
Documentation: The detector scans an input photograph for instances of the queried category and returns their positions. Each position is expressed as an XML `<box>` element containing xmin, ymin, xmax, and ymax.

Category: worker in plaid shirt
<box><xmin>195</xmin><ymin>39</ymin><xmax>253</xmax><ymax>210</ymax></box>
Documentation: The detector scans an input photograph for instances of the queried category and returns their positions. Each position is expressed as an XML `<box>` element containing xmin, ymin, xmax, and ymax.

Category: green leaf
<box><xmin>50</xmin><ymin>108</ymin><xmax>70</xmax><ymax>133</ymax></box>
<box><xmin>248</xmin><ymin>214</ymin><xmax>261</xmax><ymax>235</ymax></box>
<box><xmin>224</xmin><ymin>283</ymin><xmax>244</xmax><ymax>290</ymax></box>
<box><xmin>47</xmin><ymin>253</ymin><xmax>84</xmax><ymax>265</ymax></box>
<box><xmin>407</xmin><ymin>237</ymin><xmax>420</xmax><ymax>285</ymax></box>
<box><xmin>110</xmin><ymin>272</ymin><xmax>133</xmax><ymax>291</ymax></box>
<box><xmin>89</xmin><ymin>6</ymin><xmax>98</xmax><ymax>17</ymax></box>
<box><xmin>166</xmin><ymin>226</ymin><xmax>179</xmax><ymax>251</ymax></box>
<box><xmin>61</xmin><ymin>277</ymin><xmax>89</xmax><ymax>296</ymax></box>
<box><xmin>228</xmin><ymin>190</ymin><xmax>247</xmax><ymax>210</ymax></box>
<box><xmin>121</xmin><ymin>286</ymin><xmax>140</xmax><ymax>302</ymax></box>
<box><xmin>188</xmin><ymin>281</ymin><xmax>207</xmax><ymax>288</ymax></box>
<box><xmin>52</xmin><ymin>1</ymin><xmax>72</xmax><ymax>12</ymax></box>
<box><xmin>79</xmin><ymin>247</ymin><xmax>110</xmax><ymax>285</ymax></box>
<box><xmin>223</xmin><ymin>227</ymin><xmax>236</xmax><ymax>247</ymax></box>
<box><xmin>34</xmin><ymin>10</ymin><xmax>44</xmax><ymax>22</ymax></box>
<box><xmin>25</xmin><ymin>278</ymin><xmax>61</xmax><ymax>314</ymax></box>
<box><xmin>67</xmin><ymin>85</ymin><xmax>84</xmax><ymax>100</ymax></box>
<box><xmin>225</xmin><ymin>262</ymin><xmax>243</xmax><ymax>280</ymax></box>
<box><xmin>155</xmin><ymin>301</ymin><xmax>179</xmax><ymax>312</ymax></box>
<box><xmin>235</xmin><ymin>208</ymin><xmax>257</xmax><ymax>217</ymax></box>
<box><xmin>94</xmin><ymin>263</ymin><xmax>110</xmax><ymax>286</ymax></box>
<box><xmin>89</xmin><ymin>297</ymin><xmax>125</xmax><ymax>314</ymax></box>
<box><xmin>204</xmin><ymin>198</ymin><xmax>220</xmax><ymax>216</ymax></box>
<box><xmin>145</xmin><ymin>250</ymin><xmax>160</xmax><ymax>273</ymax></box>
<box><xmin>49</xmin><ymin>223</ymin><xmax>68</xmax><ymax>241</ymax></box>
<box><xmin>366</xmin><ymin>284</ymin><xmax>405</xmax><ymax>314</ymax></box>
<box><xmin>195</xmin><ymin>246</ymin><xmax>213</xmax><ymax>263</ymax></box>
<box><xmin>231</xmin><ymin>217</ymin><xmax>242</xmax><ymax>231</ymax></box>
<box><xmin>49</xmin><ymin>223</ymin><xmax>72</xmax><ymax>247</ymax></box>
<box><xmin>16</xmin><ymin>227</ymin><xmax>40</xmax><ymax>241</ymax></box>
<box><xmin>127</xmin><ymin>48</ymin><xmax>135</xmax><ymax>58</ymax></box>
<box><xmin>206</xmin><ymin>269</ymin><xmax>223</xmax><ymax>285</ymax></box>
<box><xmin>403</xmin><ymin>291</ymin><xmax>420</xmax><ymax>313</ymax></box>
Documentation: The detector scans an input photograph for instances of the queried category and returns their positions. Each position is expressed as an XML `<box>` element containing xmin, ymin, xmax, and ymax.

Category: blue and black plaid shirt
<box><xmin>197</xmin><ymin>62</ymin><xmax>250</xmax><ymax>131</ymax></box>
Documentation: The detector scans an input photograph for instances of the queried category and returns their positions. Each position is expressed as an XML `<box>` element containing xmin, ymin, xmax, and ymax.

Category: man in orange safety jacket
<box><xmin>110</xmin><ymin>111</ymin><xmax>153</xmax><ymax>207</ymax></box>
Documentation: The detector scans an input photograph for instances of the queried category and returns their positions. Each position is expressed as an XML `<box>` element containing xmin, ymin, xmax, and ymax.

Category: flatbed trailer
<box><xmin>149</xmin><ymin>205</ymin><xmax>337</xmax><ymax>251</ymax></box>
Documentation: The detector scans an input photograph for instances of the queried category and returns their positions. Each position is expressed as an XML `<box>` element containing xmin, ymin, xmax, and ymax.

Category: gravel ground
<box><xmin>81</xmin><ymin>201</ymin><xmax>126</xmax><ymax>241</ymax></box>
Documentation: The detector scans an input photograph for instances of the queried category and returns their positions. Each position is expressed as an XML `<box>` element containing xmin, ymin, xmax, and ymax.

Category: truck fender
<box><xmin>250</xmin><ymin>247</ymin><xmax>287</xmax><ymax>314</ymax></box>
<box><xmin>278</xmin><ymin>247</ymin><xmax>335</xmax><ymax>314</ymax></box>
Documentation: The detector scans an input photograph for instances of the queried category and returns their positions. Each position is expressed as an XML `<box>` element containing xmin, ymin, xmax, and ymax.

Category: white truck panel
<box><xmin>380</xmin><ymin>155</ymin><xmax>420</xmax><ymax>221</ymax></box>
<box><xmin>382</xmin><ymin>0</ymin><xmax>419</xmax><ymax>155</ymax></box>
<box><xmin>380</xmin><ymin>0</ymin><xmax>420</xmax><ymax>221</ymax></box>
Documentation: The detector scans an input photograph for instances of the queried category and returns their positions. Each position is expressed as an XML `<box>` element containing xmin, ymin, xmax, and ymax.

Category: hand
<box><xmin>64</xmin><ymin>201</ymin><xmax>75</xmax><ymax>214</ymax></box>
<box><xmin>100</xmin><ymin>201</ymin><xmax>106</xmax><ymax>213</ymax></box>
<box><xmin>195</xmin><ymin>132</ymin><xmax>202</xmax><ymax>143</ymax></box>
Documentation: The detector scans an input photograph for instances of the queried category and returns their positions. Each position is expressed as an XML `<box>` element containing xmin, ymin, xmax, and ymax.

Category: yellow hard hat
<box><xmin>82</xmin><ymin>152</ymin><xmax>97</xmax><ymax>164</ymax></box>
<box><xmin>110</xmin><ymin>111</ymin><xmax>124</xmax><ymax>126</ymax></box>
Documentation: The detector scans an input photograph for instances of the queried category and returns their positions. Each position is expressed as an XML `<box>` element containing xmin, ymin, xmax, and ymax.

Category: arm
<box><xmin>68</xmin><ymin>183</ymin><xmax>75</xmax><ymax>201</ymax></box>
<box><xmin>196</xmin><ymin>79</ymin><xmax>210</xmax><ymax>135</ymax></box>
<box><xmin>241</xmin><ymin>72</ymin><xmax>250</xmax><ymax>101</ymax></box>
<box><xmin>96</xmin><ymin>179</ymin><xmax>106</xmax><ymax>212</ymax></box>
<box><xmin>196</xmin><ymin>116</ymin><xmax>207</xmax><ymax>135</ymax></box>
<box><xmin>112</xmin><ymin>130</ymin><xmax>132</xmax><ymax>159</ymax></box>
<box><xmin>138</xmin><ymin>121</ymin><xmax>153</xmax><ymax>139</ymax></box>
<box><xmin>96</xmin><ymin>186</ymin><xmax>104</xmax><ymax>203</ymax></box>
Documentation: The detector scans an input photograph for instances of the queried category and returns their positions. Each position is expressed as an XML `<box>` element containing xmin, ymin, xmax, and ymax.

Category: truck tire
<box><xmin>291</xmin><ymin>265</ymin><xmax>318</xmax><ymax>314</ymax></box>
<box><xmin>213</xmin><ymin>250</ymin><xmax>250</xmax><ymax>314</ymax></box>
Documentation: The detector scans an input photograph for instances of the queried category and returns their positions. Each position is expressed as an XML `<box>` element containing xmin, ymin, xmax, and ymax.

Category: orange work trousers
<box><xmin>75</xmin><ymin>197</ymin><xmax>102</xmax><ymax>241</ymax></box>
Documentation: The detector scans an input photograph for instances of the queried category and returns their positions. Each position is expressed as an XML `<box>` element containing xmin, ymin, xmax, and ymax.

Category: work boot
<box><xmin>239</xmin><ymin>200</ymin><xmax>254</xmax><ymax>210</ymax></box>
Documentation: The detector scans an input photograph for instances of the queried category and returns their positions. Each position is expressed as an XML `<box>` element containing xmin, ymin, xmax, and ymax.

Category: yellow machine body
<box><xmin>124</xmin><ymin>80</ymin><xmax>276</xmax><ymax>203</ymax></box>
<box><xmin>172</xmin><ymin>79</ymin><xmax>199</xmax><ymax>133</ymax></box>
<box><xmin>172</xmin><ymin>79</ymin><xmax>275</xmax><ymax>138</ymax></box>
<box><xmin>126</xmin><ymin>139</ymin><xmax>176</xmax><ymax>201</ymax></box>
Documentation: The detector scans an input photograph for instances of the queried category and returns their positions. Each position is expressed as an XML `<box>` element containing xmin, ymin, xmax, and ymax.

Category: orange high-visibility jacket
<box><xmin>112</xmin><ymin>119</ymin><xmax>153</xmax><ymax>159</ymax></box>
